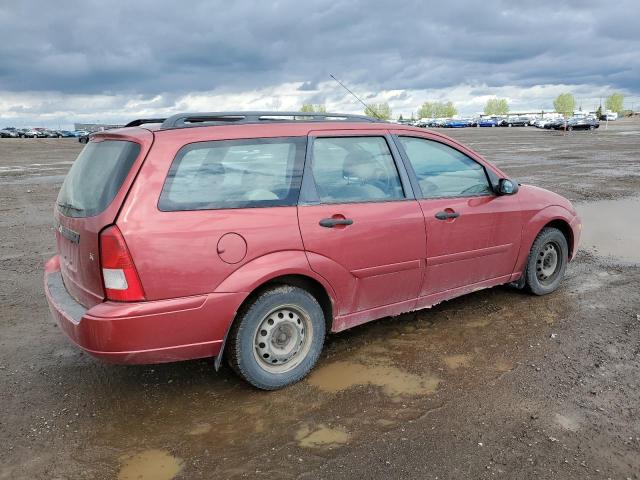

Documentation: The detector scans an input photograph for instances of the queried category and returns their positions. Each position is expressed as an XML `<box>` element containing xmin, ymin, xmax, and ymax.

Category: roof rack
<box><xmin>124</xmin><ymin>118</ymin><xmax>167</xmax><ymax>127</ymax></box>
<box><xmin>158</xmin><ymin>111</ymin><xmax>382</xmax><ymax>130</ymax></box>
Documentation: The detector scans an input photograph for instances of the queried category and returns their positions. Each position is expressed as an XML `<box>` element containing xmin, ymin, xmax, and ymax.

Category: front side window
<box><xmin>311</xmin><ymin>136</ymin><xmax>404</xmax><ymax>203</ymax></box>
<box><xmin>159</xmin><ymin>137</ymin><xmax>305</xmax><ymax>211</ymax></box>
<box><xmin>398</xmin><ymin>137</ymin><xmax>492</xmax><ymax>198</ymax></box>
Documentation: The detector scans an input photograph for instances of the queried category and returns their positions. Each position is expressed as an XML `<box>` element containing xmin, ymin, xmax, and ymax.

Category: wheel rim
<box><xmin>253</xmin><ymin>305</ymin><xmax>313</xmax><ymax>374</ymax></box>
<box><xmin>536</xmin><ymin>242</ymin><xmax>561</xmax><ymax>285</ymax></box>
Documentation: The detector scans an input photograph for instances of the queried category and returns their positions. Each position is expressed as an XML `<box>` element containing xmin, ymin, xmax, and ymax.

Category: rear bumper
<box><xmin>44</xmin><ymin>255</ymin><xmax>245</xmax><ymax>364</ymax></box>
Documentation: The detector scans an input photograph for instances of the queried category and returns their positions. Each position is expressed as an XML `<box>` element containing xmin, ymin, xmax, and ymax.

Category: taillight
<box><xmin>99</xmin><ymin>225</ymin><xmax>145</xmax><ymax>302</ymax></box>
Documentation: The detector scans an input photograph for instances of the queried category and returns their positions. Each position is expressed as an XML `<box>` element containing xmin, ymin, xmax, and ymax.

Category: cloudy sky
<box><xmin>1</xmin><ymin>0</ymin><xmax>638</xmax><ymax>127</ymax></box>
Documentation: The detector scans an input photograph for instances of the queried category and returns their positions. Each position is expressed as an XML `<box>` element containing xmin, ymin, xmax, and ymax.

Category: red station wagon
<box><xmin>44</xmin><ymin>112</ymin><xmax>582</xmax><ymax>389</ymax></box>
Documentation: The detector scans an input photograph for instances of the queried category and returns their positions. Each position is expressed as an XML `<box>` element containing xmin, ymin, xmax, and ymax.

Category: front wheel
<box><xmin>227</xmin><ymin>285</ymin><xmax>326</xmax><ymax>390</ymax></box>
<box><xmin>525</xmin><ymin>227</ymin><xmax>568</xmax><ymax>295</ymax></box>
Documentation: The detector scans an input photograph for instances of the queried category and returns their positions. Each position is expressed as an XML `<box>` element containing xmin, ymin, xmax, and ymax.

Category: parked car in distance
<box><xmin>600</xmin><ymin>112</ymin><xmax>618</xmax><ymax>121</ymax></box>
<box><xmin>544</xmin><ymin>118</ymin><xmax>566</xmax><ymax>130</ymax></box>
<box><xmin>0</xmin><ymin>129</ymin><xmax>19</xmax><ymax>138</ymax></box>
<box><xmin>502</xmin><ymin>116</ymin><xmax>530</xmax><ymax>127</ymax></box>
<box><xmin>44</xmin><ymin>111</ymin><xmax>582</xmax><ymax>390</ymax></box>
<box><xmin>554</xmin><ymin>117</ymin><xmax>599</xmax><ymax>131</ymax></box>
<box><xmin>22</xmin><ymin>129</ymin><xmax>41</xmax><ymax>138</ymax></box>
<box><xmin>443</xmin><ymin>118</ymin><xmax>468</xmax><ymax>128</ymax></box>
<box><xmin>531</xmin><ymin>118</ymin><xmax>558</xmax><ymax>129</ymax></box>
<box><xmin>478</xmin><ymin>118</ymin><xmax>500</xmax><ymax>127</ymax></box>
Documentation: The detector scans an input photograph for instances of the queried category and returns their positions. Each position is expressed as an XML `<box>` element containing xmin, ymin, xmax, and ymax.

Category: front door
<box><xmin>393</xmin><ymin>134</ymin><xmax>522</xmax><ymax>298</ymax></box>
<box><xmin>297</xmin><ymin>133</ymin><xmax>426</xmax><ymax>316</ymax></box>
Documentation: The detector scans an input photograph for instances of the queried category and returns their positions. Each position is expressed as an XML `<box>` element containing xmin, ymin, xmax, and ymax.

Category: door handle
<box><xmin>435</xmin><ymin>211</ymin><xmax>460</xmax><ymax>220</ymax></box>
<box><xmin>319</xmin><ymin>218</ymin><xmax>354</xmax><ymax>228</ymax></box>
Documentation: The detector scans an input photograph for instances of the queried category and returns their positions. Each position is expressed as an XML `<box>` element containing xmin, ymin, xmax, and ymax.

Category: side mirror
<box><xmin>497</xmin><ymin>178</ymin><xmax>518</xmax><ymax>195</ymax></box>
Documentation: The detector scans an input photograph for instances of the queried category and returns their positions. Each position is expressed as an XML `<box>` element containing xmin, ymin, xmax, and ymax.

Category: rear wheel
<box><xmin>227</xmin><ymin>285</ymin><xmax>326</xmax><ymax>390</ymax></box>
<box><xmin>525</xmin><ymin>227</ymin><xmax>568</xmax><ymax>295</ymax></box>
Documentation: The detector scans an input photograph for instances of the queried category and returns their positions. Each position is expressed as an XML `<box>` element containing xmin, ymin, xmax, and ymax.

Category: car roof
<box><xmin>102</xmin><ymin>120</ymin><xmax>446</xmax><ymax>140</ymax></box>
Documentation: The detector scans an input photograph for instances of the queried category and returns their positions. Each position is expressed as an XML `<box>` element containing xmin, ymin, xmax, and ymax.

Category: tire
<box><xmin>525</xmin><ymin>227</ymin><xmax>568</xmax><ymax>295</ymax></box>
<box><xmin>227</xmin><ymin>285</ymin><xmax>326</xmax><ymax>390</ymax></box>
<box><xmin>568</xmin><ymin>126</ymin><xmax>573</xmax><ymax>132</ymax></box>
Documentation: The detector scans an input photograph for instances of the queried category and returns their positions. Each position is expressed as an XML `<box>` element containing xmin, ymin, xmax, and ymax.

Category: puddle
<box><xmin>307</xmin><ymin>360</ymin><xmax>439</xmax><ymax>398</ymax></box>
<box><xmin>464</xmin><ymin>318</ymin><xmax>491</xmax><ymax>328</ymax></box>
<box><xmin>118</xmin><ymin>449</ymin><xmax>183</xmax><ymax>480</ymax></box>
<box><xmin>494</xmin><ymin>358</ymin><xmax>515</xmax><ymax>372</ymax></box>
<box><xmin>443</xmin><ymin>354</ymin><xmax>472</xmax><ymax>370</ymax></box>
<box><xmin>295</xmin><ymin>424</ymin><xmax>350</xmax><ymax>448</ymax></box>
<box><xmin>376</xmin><ymin>418</ymin><xmax>395</xmax><ymax>427</ymax></box>
<box><xmin>0</xmin><ymin>174</ymin><xmax>66</xmax><ymax>185</ymax></box>
<box><xmin>577</xmin><ymin>196</ymin><xmax>640</xmax><ymax>263</ymax></box>
<box><xmin>188</xmin><ymin>422</ymin><xmax>212</xmax><ymax>436</ymax></box>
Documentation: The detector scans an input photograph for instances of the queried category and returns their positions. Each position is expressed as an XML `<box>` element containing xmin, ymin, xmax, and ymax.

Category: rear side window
<box><xmin>159</xmin><ymin>137</ymin><xmax>305</xmax><ymax>211</ymax></box>
<box><xmin>398</xmin><ymin>137</ymin><xmax>492</xmax><ymax>198</ymax></box>
<box><xmin>57</xmin><ymin>140</ymin><xmax>141</xmax><ymax>218</ymax></box>
<box><xmin>310</xmin><ymin>136</ymin><xmax>404</xmax><ymax>203</ymax></box>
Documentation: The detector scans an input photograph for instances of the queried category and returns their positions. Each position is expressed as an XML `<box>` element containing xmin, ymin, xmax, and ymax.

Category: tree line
<box><xmin>300</xmin><ymin>92</ymin><xmax>626</xmax><ymax>120</ymax></box>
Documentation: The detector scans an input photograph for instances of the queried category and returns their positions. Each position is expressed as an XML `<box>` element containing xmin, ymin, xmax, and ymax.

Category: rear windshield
<box><xmin>159</xmin><ymin>137</ymin><xmax>305</xmax><ymax>211</ymax></box>
<box><xmin>57</xmin><ymin>140</ymin><xmax>140</xmax><ymax>218</ymax></box>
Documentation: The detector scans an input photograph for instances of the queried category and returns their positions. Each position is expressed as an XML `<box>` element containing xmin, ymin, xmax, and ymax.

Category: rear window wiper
<box><xmin>57</xmin><ymin>201</ymin><xmax>84</xmax><ymax>212</ymax></box>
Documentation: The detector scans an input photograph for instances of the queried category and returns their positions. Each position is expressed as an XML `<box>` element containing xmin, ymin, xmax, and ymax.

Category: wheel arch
<box><xmin>213</xmin><ymin>252</ymin><xmax>337</xmax><ymax>370</ymax></box>
<box><xmin>542</xmin><ymin>218</ymin><xmax>574</xmax><ymax>258</ymax></box>
<box><xmin>513</xmin><ymin>206</ymin><xmax>578</xmax><ymax>278</ymax></box>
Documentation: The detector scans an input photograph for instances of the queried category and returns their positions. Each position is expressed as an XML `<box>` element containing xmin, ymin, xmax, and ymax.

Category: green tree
<box><xmin>605</xmin><ymin>93</ymin><xmax>624</xmax><ymax>113</ymax></box>
<box><xmin>553</xmin><ymin>93</ymin><xmax>576</xmax><ymax>117</ymax></box>
<box><xmin>417</xmin><ymin>102</ymin><xmax>435</xmax><ymax>118</ymax></box>
<box><xmin>300</xmin><ymin>103</ymin><xmax>327</xmax><ymax>113</ymax></box>
<box><xmin>364</xmin><ymin>102</ymin><xmax>392</xmax><ymax>120</ymax></box>
<box><xmin>596</xmin><ymin>105</ymin><xmax>603</xmax><ymax>118</ymax></box>
<box><xmin>443</xmin><ymin>101</ymin><xmax>457</xmax><ymax>118</ymax></box>
<box><xmin>417</xmin><ymin>101</ymin><xmax>457</xmax><ymax>118</ymax></box>
<box><xmin>484</xmin><ymin>98</ymin><xmax>509</xmax><ymax>115</ymax></box>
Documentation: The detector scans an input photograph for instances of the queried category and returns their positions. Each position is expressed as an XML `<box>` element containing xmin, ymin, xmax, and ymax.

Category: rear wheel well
<box><xmin>541</xmin><ymin>219</ymin><xmax>573</xmax><ymax>258</ymax></box>
<box><xmin>230</xmin><ymin>274</ymin><xmax>333</xmax><ymax>340</ymax></box>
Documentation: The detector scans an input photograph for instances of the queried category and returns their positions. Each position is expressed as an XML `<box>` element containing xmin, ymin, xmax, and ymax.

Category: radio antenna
<box><xmin>329</xmin><ymin>73</ymin><xmax>381</xmax><ymax>119</ymax></box>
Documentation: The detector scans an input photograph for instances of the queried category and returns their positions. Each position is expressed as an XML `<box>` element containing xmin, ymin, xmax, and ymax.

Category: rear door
<box><xmin>54</xmin><ymin>130</ymin><xmax>154</xmax><ymax>307</ymax></box>
<box><xmin>393</xmin><ymin>133</ymin><xmax>522</xmax><ymax>298</ymax></box>
<box><xmin>297</xmin><ymin>131</ymin><xmax>426</xmax><ymax>316</ymax></box>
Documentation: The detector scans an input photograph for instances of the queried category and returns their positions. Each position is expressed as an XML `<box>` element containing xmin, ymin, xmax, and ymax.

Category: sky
<box><xmin>1</xmin><ymin>0</ymin><xmax>639</xmax><ymax>128</ymax></box>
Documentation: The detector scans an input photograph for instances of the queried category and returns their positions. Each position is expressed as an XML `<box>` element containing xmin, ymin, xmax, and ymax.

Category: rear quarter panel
<box><xmin>116</xmin><ymin>128</ymin><xmax>310</xmax><ymax>301</ymax></box>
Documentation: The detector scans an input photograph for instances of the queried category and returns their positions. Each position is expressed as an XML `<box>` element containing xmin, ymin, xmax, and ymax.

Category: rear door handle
<box><xmin>319</xmin><ymin>218</ymin><xmax>354</xmax><ymax>228</ymax></box>
<box><xmin>435</xmin><ymin>211</ymin><xmax>460</xmax><ymax>220</ymax></box>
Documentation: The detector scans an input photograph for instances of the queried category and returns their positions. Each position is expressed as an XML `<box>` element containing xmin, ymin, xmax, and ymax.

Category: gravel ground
<box><xmin>1</xmin><ymin>120</ymin><xmax>639</xmax><ymax>480</ymax></box>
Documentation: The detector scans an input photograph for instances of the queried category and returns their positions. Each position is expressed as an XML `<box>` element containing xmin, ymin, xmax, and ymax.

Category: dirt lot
<box><xmin>1</xmin><ymin>121</ymin><xmax>639</xmax><ymax>480</ymax></box>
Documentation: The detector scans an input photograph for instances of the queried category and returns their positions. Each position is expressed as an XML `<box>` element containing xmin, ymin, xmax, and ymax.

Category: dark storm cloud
<box><xmin>0</xmin><ymin>0</ymin><xmax>638</xmax><ymax>95</ymax></box>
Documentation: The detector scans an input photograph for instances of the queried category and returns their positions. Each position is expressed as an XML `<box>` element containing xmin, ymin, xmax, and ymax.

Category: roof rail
<box><xmin>159</xmin><ymin>111</ymin><xmax>382</xmax><ymax>130</ymax></box>
<box><xmin>124</xmin><ymin>118</ymin><xmax>167</xmax><ymax>127</ymax></box>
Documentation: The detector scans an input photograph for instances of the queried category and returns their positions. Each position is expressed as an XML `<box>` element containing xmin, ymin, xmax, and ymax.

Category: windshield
<box><xmin>56</xmin><ymin>140</ymin><xmax>140</xmax><ymax>218</ymax></box>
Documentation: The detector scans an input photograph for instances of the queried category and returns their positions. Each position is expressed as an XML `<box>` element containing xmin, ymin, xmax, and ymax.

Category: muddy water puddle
<box><xmin>307</xmin><ymin>360</ymin><xmax>440</xmax><ymax>398</ymax></box>
<box><xmin>118</xmin><ymin>449</ymin><xmax>183</xmax><ymax>480</ymax></box>
<box><xmin>295</xmin><ymin>424</ymin><xmax>350</xmax><ymax>448</ymax></box>
<box><xmin>443</xmin><ymin>354</ymin><xmax>472</xmax><ymax>370</ymax></box>
<box><xmin>577</xmin><ymin>196</ymin><xmax>640</xmax><ymax>263</ymax></box>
